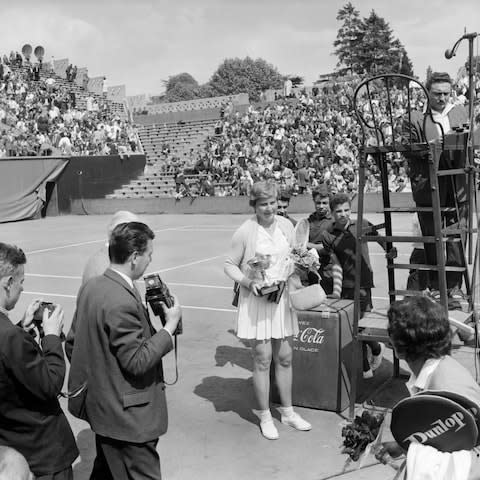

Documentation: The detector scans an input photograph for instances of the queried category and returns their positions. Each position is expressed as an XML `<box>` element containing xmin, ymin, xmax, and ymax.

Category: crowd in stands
<box><xmin>0</xmin><ymin>51</ymin><xmax>139</xmax><ymax>157</ymax></box>
<box><xmin>3</xmin><ymin>47</ymin><xmax>477</xmax><ymax>196</ymax></box>
<box><xmin>166</xmin><ymin>75</ymin><xmax>479</xmax><ymax>198</ymax></box>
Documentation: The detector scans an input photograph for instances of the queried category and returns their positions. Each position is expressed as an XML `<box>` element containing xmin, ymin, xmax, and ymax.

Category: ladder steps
<box><xmin>383</xmin><ymin>207</ymin><xmax>458</xmax><ymax>212</ymax></box>
<box><xmin>389</xmin><ymin>289</ymin><xmax>427</xmax><ymax>296</ymax></box>
<box><xmin>387</xmin><ymin>263</ymin><xmax>466</xmax><ymax>272</ymax></box>
<box><xmin>442</xmin><ymin>228</ymin><xmax>477</xmax><ymax>235</ymax></box>
<box><xmin>437</xmin><ymin>168</ymin><xmax>474</xmax><ymax>177</ymax></box>
<box><xmin>362</xmin><ymin>235</ymin><xmax>460</xmax><ymax>243</ymax></box>
<box><xmin>363</xmin><ymin>144</ymin><xmax>429</xmax><ymax>154</ymax></box>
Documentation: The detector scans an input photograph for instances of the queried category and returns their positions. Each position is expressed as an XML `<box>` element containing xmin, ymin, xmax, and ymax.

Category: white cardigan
<box><xmin>224</xmin><ymin>215</ymin><xmax>295</xmax><ymax>296</ymax></box>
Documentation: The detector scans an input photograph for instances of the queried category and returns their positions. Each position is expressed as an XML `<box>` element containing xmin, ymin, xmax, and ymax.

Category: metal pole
<box><xmin>444</xmin><ymin>32</ymin><xmax>478</xmax><ymax>262</ymax></box>
<box><xmin>467</xmin><ymin>36</ymin><xmax>475</xmax><ymax>263</ymax></box>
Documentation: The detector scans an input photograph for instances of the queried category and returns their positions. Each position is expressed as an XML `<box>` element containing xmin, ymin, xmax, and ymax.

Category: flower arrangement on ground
<box><xmin>341</xmin><ymin>410</ymin><xmax>385</xmax><ymax>463</ymax></box>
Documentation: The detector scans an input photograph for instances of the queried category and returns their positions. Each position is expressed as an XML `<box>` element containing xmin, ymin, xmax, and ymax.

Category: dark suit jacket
<box><xmin>0</xmin><ymin>312</ymin><xmax>78</xmax><ymax>476</ymax></box>
<box><xmin>404</xmin><ymin>104</ymin><xmax>469</xmax><ymax>206</ymax></box>
<box><xmin>67</xmin><ymin>269</ymin><xmax>173</xmax><ymax>443</ymax></box>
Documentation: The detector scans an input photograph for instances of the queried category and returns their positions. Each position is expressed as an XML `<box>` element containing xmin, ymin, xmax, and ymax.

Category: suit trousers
<box><xmin>418</xmin><ymin>204</ymin><xmax>467</xmax><ymax>291</ymax></box>
<box><xmin>90</xmin><ymin>434</ymin><xmax>161</xmax><ymax>480</ymax></box>
<box><xmin>342</xmin><ymin>288</ymin><xmax>380</xmax><ymax>371</ymax></box>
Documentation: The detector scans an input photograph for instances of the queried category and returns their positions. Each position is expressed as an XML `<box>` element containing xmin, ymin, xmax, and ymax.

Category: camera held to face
<box><xmin>32</xmin><ymin>301</ymin><xmax>55</xmax><ymax>338</ymax></box>
<box><xmin>144</xmin><ymin>274</ymin><xmax>182</xmax><ymax>335</ymax></box>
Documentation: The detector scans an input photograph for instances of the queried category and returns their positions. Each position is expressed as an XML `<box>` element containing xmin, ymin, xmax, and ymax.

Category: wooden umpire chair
<box><xmin>349</xmin><ymin>73</ymin><xmax>480</xmax><ymax>418</ymax></box>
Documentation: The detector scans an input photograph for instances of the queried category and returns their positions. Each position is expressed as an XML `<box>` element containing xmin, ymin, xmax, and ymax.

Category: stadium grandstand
<box><xmin>1</xmin><ymin>44</ymin><xmax>479</xmax><ymax>220</ymax></box>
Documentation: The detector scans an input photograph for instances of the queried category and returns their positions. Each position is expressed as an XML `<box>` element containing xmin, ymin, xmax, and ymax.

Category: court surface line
<box><xmin>27</xmin><ymin>273</ymin><xmax>82</xmax><ymax>280</ymax></box>
<box><xmin>23</xmin><ymin>291</ymin><xmax>77</xmax><ymax>299</ymax></box>
<box><xmin>166</xmin><ymin>282</ymin><xmax>231</xmax><ymax>290</ymax></box>
<box><xmin>25</xmin><ymin>274</ymin><xmax>231</xmax><ymax>290</ymax></box>
<box><xmin>22</xmin><ymin>290</ymin><xmax>237</xmax><ymax>312</ymax></box>
<box><xmin>177</xmin><ymin>228</ymin><xmax>235</xmax><ymax>232</ymax></box>
<box><xmin>23</xmin><ymin>290</ymin><xmax>392</xmax><ymax>305</ymax></box>
<box><xmin>26</xmin><ymin>226</ymin><xmax>191</xmax><ymax>255</ymax></box>
<box><xmin>154</xmin><ymin>254</ymin><xmax>226</xmax><ymax>273</ymax></box>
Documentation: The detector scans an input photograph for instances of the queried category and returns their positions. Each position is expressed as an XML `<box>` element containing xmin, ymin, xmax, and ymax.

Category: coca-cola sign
<box><xmin>294</xmin><ymin>326</ymin><xmax>326</xmax><ymax>353</ymax></box>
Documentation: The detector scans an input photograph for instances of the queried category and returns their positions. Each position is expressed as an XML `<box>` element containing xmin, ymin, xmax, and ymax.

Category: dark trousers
<box><xmin>418</xmin><ymin>205</ymin><xmax>466</xmax><ymax>290</ymax></box>
<box><xmin>406</xmin><ymin>248</ymin><xmax>429</xmax><ymax>291</ymax></box>
<box><xmin>36</xmin><ymin>467</ymin><xmax>73</xmax><ymax>480</ymax></box>
<box><xmin>90</xmin><ymin>435</ymin><xmax>161</xmax><ymax>480</ymax></box>
<box><xmin>342</xmin><ymin>288</ymin><xmax>380</xmax><ymax>372</ymax></box>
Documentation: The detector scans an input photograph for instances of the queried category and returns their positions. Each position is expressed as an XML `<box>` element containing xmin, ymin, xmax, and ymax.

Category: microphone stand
<box><xmin>445</xmin><ymin>32</ymin><xmax>477</xmax><ymax>264</ymax></box>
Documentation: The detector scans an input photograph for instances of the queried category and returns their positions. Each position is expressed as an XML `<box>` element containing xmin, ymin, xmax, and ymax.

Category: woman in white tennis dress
<box><xmin>224</xmin><ymin>180</ymin><xmax>311</xmax><ymax>440</ymax></box>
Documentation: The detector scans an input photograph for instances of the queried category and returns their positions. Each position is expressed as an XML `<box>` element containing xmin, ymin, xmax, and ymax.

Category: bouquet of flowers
<box><xmin>341</xmin><ymin>410</ymin><xmax>385</xmax><ymax>464</ymax></box>
<box><xmin>289</xmin><ymin>246</ymin><xmax>321</xmax><ymax>287</ymax></box>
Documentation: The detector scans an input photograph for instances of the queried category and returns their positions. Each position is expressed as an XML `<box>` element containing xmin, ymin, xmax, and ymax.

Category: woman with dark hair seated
<box><xmin>387</xmin><ymin>296</ymin><xmax>480</xmax><ymax>402</ymax></box>
<box><xmin>376</xmin><ymin>296</ymin><xmax>480</xmax><ymax>475</ymax></box>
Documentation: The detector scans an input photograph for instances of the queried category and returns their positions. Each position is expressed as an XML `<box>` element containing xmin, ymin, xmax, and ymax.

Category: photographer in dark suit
<box><xmin>0</xmin><ymin>242</ymin><xmax>78</xmax><ymax>479</ymax></box>
<box><xmin>67</xmin><ymin>222</ymin><xmax>182</xmax><ymax>480</ymax></box>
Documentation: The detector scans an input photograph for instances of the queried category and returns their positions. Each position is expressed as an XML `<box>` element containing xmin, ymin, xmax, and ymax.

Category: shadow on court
<box><xmin>214</xmin><ymin>344</ymin><xmax>253</xmax><ymax>371</ymax></box>
<box><xmin>194</xmin><ymin>376</ymin><xmax>258</xmax><ymax>426</ymax></box>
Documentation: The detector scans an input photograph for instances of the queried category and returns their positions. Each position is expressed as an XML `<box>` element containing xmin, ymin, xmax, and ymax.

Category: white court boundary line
<box><xmin>22</xmin><ymin>291</ymin><xmax>237</xmax><ymax>312</ymax></box>
<box><xmin>24</xmin><ymin>291</ymin><xmax>76</xmax><ymax>299</ymax></box>
<box><xmin>27</xmin><ymin>273</ymin><xmax>82</xmax><ymax>280</ymax></box>
<box><xmin>22</xmin><ymin>290</ymin><xmax>392</xmax><ymax>312</ymax></box>
<box><xmin>173</xmin><ymin>229</ymin><xmax>235</xmax><ymax>233</ymax></box>
<box><xmin>154</xmin><ymin>254</ymin><xmax>226</xmax><ymax>273</ymax></box>
<box><xmin>26</xmin><ymin>226</ymin><xmax>191</xmax><ymax>254</ymax></box>
<box><xmin>25</xmin><ymin>274</ymin><xmax>231</xmax><ymax>290</ymax></box>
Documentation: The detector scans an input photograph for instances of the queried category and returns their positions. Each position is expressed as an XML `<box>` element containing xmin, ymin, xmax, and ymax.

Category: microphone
<box><xmin>445</xmin><ymin>49</ymin><xmax>454</xmax><ymax>59</ymax></box>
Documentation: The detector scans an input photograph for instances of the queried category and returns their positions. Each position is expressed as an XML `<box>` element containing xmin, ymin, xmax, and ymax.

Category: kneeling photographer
<box><xmin>0</xmin><ymin>242</ymin><xmax>78</xmax><ymax>479</ymax></box>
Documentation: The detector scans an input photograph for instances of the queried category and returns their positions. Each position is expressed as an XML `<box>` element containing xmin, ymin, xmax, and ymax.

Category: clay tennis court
<box><xmin>2</xmin><ymin>212</ymin><xmax>478</xmax><ymax>480</ymax></box>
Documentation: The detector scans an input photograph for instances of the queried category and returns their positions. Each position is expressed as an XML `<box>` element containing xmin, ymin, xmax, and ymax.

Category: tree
<box><xmin>390</xmin><ymin>39</ymin><xmax>414</xmax><ymax>77</ymax></box>
<box><xmin>357</xmin><ymin>10</ymin><xmax>396</xmax><ymax>75</ymax></box>
<box><xmin>163</xmin><ymin>72</ymin><xmax>200</xmax><ymax>102</ymax></box>
<box><xmin>333</xmin><ymin>2</ymin><xmax>364</xmax><ymax>74</ymax></box>
<box><xmin>333</xmin><ymin>4</ymin><xmax>415</xmax><ymax>77</ymax></box>
<box><xmin>426</xmin><ymin>65</ymin><xmax>433</xmax><ymax>83</ymax></box>
<box><xmin>207</xmin><ymin>57</ymin><xmax>284</xmax><ymax>101</ymax></box>
<box><xmin>288</xmin><ymin>75</ymin><xmax>305</xmax><ymax>88</ymax></box>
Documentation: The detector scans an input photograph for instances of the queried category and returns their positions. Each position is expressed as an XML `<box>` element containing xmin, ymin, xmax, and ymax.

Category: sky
<box><xmin>1</xmin><ymin>0</ymin><xmax>480</xmax><ymax>96</ymax></box>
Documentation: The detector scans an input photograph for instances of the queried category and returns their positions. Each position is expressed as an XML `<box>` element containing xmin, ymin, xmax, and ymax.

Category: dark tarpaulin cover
<box><xmin>0</xmin><ymin>157</ymin><xmax>68</xmax><ymax>223</ymax></box>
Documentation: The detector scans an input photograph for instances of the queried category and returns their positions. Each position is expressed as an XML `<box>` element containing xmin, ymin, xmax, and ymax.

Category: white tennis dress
<box><xmin>236</xmin><ymin>224</ymin><xmax>298</xmax><ymax>340</ymax></box>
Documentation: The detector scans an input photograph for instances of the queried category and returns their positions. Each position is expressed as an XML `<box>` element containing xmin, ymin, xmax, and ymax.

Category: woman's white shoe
<box><xmin>260</xmin><ymin>419</ymin><xmax>279</xmax><ymax>440</ymax></box>
<box><xmin>281</xmin><ymin>412</ymin><xmax>312</xmax><ymax>431</ymax></box>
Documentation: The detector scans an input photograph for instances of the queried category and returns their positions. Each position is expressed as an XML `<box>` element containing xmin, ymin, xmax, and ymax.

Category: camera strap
<box><xmin>58</xmin><ymin>381</ymin><xmax>87</xmax><ymax>399</ymax></box>
<box><xmin>164</xmin><ymin>334</ymin><xmax>179</xmax><ymax>386</ymax></box>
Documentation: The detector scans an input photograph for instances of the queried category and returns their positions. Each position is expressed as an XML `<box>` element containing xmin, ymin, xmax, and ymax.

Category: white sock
<box><xmin>279</xmin><ymin>406</ymin><xmax>294</xmax><ymax>418</ymax></box>
<box><xmin>258</xmin><ymin>409</ymin><xmax>272</xmax><ymax>423</ymax></box>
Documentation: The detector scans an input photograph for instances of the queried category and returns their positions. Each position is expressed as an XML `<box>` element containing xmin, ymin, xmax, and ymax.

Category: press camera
<box><xmin>144</xmin><ymin>274</ymin><xmax>182</xmax><ymax>335</ymax></box>
<box><xmin>32</xmin><ymin>301</ymin><xmax>55</xmax><ymax>338</ymax></box>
